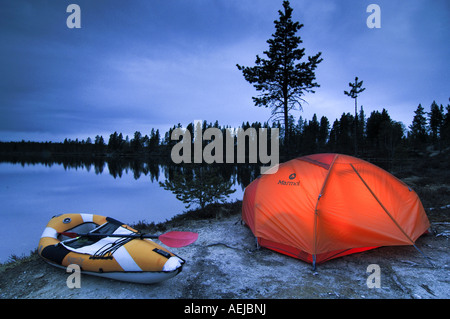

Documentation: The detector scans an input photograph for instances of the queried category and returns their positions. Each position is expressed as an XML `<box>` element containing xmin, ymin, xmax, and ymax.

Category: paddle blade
<box><xmin>158</xmin><ymin>231</ymin><xmax>198</xmax><ymax>248</ymax></box>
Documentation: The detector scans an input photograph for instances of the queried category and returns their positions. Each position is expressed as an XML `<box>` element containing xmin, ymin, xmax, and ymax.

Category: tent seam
<box><xmin>312</xmin><ymin>154</ymin><xmax>339</xmax><ymax>268</ymax></box>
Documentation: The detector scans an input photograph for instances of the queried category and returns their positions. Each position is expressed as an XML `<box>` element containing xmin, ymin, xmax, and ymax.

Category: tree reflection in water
<box><xmin>2</xmin><ymin>157</ymin><xmax>261</xmax><ymax>209</ymax></box>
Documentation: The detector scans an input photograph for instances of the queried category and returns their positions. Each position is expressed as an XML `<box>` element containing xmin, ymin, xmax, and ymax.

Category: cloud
<box><xmin>0</xmin><ymin>0</ymin><xmax>448</xmax><ymax>142</ymax></box>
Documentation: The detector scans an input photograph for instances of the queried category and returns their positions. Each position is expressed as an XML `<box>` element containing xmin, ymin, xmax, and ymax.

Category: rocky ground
<box><xmin>0</xmin><ymin>205</ymin><xmax>448</xmax><ymax>300</ymax></box>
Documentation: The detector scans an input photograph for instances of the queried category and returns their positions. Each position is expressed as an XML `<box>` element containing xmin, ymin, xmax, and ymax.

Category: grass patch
<box><xmin>0</xmin><ymin>250</ymin><xmax>38</xmax><ymax>273</ymax></box>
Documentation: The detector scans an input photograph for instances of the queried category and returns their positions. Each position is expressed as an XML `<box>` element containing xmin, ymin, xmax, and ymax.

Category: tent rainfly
<box><xmin>242</xmin><ymin>153</ymin><xmax>431</xmax><ymax>269</ymax></box>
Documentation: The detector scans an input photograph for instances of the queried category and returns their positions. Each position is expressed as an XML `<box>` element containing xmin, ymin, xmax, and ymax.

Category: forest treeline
<box><xmin>1</xmin><ymin>100</ymin><xmax>449</xmax><ymax>164</ymax></box>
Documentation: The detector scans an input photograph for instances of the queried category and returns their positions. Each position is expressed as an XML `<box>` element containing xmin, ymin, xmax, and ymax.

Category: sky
<box><xmin>1</xmin><ymin>0</ymin><xmax>449</xmax><ymax>143</ymax></box>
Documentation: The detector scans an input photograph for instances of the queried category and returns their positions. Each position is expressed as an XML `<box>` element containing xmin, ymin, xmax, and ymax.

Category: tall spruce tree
<box><xmin>318</xmin><ymin>115</ymin><xmax>330</xmax><ymax>151</ymax></box>
<box><xmin>428</xmin><ymin>100</ymin><xmax>444</xmax><ymax>149</ymax></box>
<box><xmin>409</xmin><ymin>104</ymin><xmax>428</xmax><ymax>150</ymax></box>
<box><xmin>236</xmin><ymin>1</ymin><xmax>322</xmax><ymax>152</ymax></box>
<box><xmin>442</xmin><ymin>101</ymin><xmax>450</xmax><ymax>146</ymax></box>
<box><xmin>344</xmin><ymin>76</ymin><xmax>366</xmax><ymax>154</ymax></box>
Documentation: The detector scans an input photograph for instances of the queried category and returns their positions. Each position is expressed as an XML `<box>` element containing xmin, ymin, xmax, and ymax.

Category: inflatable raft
<box><xmin>38</xmin><ymin>213</ymin><xmax>185</xmax><ymax>284</ymax></box>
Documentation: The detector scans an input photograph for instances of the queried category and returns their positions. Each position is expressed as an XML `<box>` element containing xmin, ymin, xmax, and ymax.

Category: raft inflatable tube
<box><xmin>38</xmin><ymin>213</ymin><xmax>185</xmax><ymax>284</ymax></box>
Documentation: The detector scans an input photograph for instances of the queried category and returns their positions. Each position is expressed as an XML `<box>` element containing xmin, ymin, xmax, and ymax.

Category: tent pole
<box><xmin>312</xmin><ymin>155</ymin><xmax>337</xmax><ymax>273</ymax></box>
<box><xmin>413</xmin><ymin>244</ymin><xmax>435</xmax><ymax>268</ymax></box>
<box><xmin>255</xmin><ymin>237</ymin><xmax>260</xmax><ymax>250</ymax></box>
<box><xmin>350</xmin><ymin>163</ymin><xmax>434</xmax><ymax>268</ymax></box>
<box><xmin>350</xmin><ymin>164</ymin><xmax>415</xmax><ymax>244</ymax></box>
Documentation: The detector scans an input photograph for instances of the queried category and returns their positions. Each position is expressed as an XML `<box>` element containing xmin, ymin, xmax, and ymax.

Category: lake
<box><xmin>0</xmin><ymin>161</ymin><xmax>251</xmax><ymax>263</ymax></box>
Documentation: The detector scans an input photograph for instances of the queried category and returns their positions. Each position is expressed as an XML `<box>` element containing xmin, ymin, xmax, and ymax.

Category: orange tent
<box><xmin>242</xmin><ymin>153</ymin><xmax>430</xmax><ymax>268</ymax></box>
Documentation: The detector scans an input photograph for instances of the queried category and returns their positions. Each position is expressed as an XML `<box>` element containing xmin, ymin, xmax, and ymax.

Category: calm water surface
<box><xmin>0</xmin><ymin>162</ymin><xmax>244</xmax><ymax>262</ymax></box>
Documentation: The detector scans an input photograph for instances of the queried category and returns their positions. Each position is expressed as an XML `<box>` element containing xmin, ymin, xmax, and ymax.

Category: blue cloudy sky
<box><xmin>1</xmin><ymin>0</ymin><xmax>449</xmax><ymax>142</ymax></box>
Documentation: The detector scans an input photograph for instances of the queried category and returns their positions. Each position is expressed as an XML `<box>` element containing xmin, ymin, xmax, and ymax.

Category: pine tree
<box><xmin>357</xmin><ymin>105</ymin><xmax>366</xmax><ymax>153</ymax></box>
<box><xmin>366</xmin><ymin>109</ymin><xmax>403</xmax><ymax>158</ymax></box>
<box><xmin>131</xmin><ymin>131</ymin><xmax>143</xmax><ymax>151</ymax></box>
<box><xmin>428</xmin><ymin>100</ymin><xmax>444</xmax><ymax>149</ymax></box>
<box><xmin>302</xmin><ymin>114</ymin><xmax>320</xmax><ymax>153</ymax></box>
<box><xmin>344</xmin><ymin>76</ymin><xmax>366</xmax><ymax>154</ymax></box>
<box><xmin>328</xmin><ymin>119</ymin><xmax>340</xmax><ymax>151</ymax></box>
<box><xmin>94</xmin><ymin>135</ymin><xmax>105</xmax><ymax>146</ymax></box>
<box><xmin>409</xmin><ymin>104</ymin><xmax>428</xmax><ymax>151</ymax></box>
<box><xmin>148</xmin><ymin>128</ymin><xmax>161</xmax><ymax>153</ymax></box>
<box><xmin>236</xmin><ymin>1</ymin><xmax>322</xmax><ymax>151</ymax></box>
<box><xmin>337</xmin><ymin>113</ymin><xmax>355</xmax><ymax>154</ymax></box>
<box><xmin>442</xmin><ymin>102</ymin><xmax>450</xmax><ymax>146</ymax></box>
<box><xmin>318</xmin><ymin>116</ymin><xmax>330</xmax><ymax>151</ymax></box>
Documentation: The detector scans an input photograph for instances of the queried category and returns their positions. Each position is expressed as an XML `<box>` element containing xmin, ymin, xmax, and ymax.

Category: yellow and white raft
<box><xmin>38</xmin><ymin>213</ymin><xmax>185</xmax><ymax>284</ymax></box>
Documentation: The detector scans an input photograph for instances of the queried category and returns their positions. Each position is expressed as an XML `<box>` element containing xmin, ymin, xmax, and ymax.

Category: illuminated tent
<box><xmin>242</xmin><ymin>153</ymin><xmax>430</xmax><ymax>268</ymax></box>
